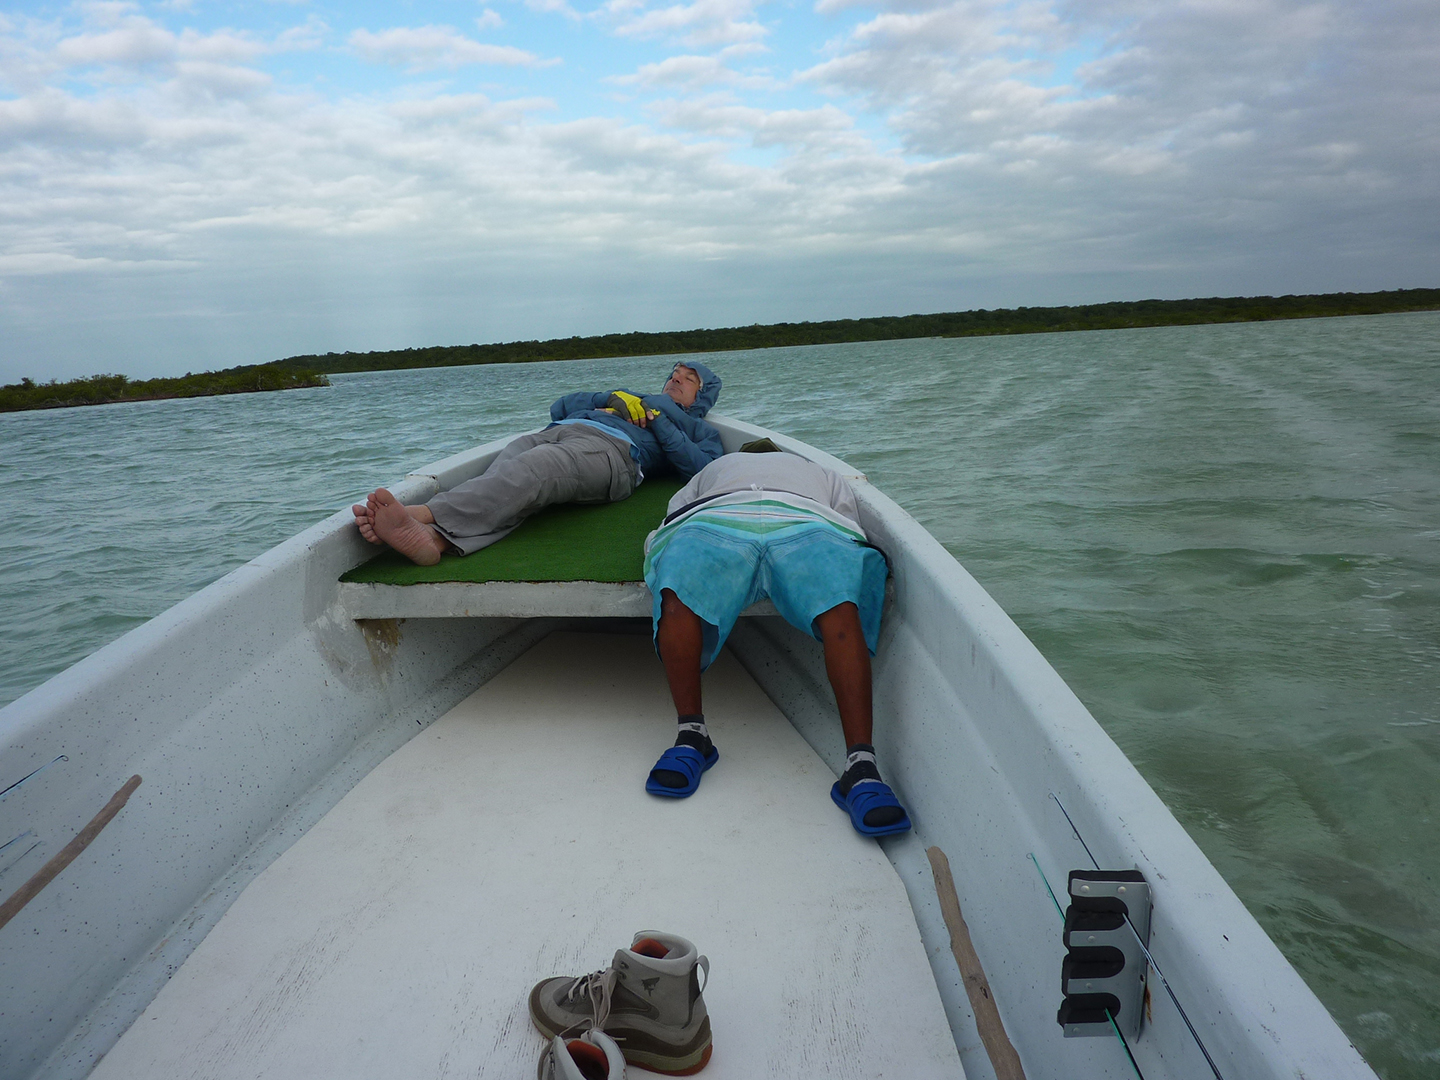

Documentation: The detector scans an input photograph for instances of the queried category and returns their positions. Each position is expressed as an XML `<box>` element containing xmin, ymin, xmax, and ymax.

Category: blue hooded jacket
<box><xmin>548</xmin><ymin>361</ymin><xmax>723</xmax><ymax>481</ymax></box>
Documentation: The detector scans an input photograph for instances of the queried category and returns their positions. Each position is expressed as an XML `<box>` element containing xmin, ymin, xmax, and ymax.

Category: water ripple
<box><xmin>2</xmin><ymin>313</ymin><xmax>1438</xmax><ymax>1076</ymax></box>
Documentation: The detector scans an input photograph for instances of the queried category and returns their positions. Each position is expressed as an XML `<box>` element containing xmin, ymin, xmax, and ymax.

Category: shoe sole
<box><xmin>830</xmin><ymin>779</ymin><xmax>912</xmax><ymax>837</ymax></box>
<box><xmin>529</xmin><ymin>983</ymin><xmax>713</xmax><ymax>1074</ymax></box>
<box><xmin>645</xmin><ymin>746</ymin><xmax>719</xmax><ymax>798</ymax></box>
<box><xmin>627</xmin><ymin>1040</ymin><xmax>713</xmax><ymax>1075</ymax></box>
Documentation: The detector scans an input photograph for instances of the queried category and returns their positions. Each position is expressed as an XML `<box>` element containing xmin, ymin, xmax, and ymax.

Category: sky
<box><xmin>1</xmin><ymin>0</ymin><xmax>1437</xmax><ymax>381</ymax></box>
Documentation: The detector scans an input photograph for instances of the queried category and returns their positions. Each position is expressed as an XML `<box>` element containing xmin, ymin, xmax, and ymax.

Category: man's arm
<box><xmin>640</xmin><ymin>395</ymin><xmax>724</xmax><ymax>479</ymax></box>
<box><xmin>550</xmin><ymin>392</ymin><xmax>611</xmax><ymax>422</ymax></box>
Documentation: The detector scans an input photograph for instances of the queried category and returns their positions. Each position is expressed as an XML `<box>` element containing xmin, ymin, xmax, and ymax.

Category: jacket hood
<box><xmin>669</xmin><ymin>360</ymin><xmax>721</xmax><ymax>418</ymax></box>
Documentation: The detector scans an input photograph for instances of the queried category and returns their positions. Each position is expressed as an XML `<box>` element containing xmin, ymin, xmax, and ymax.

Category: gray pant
<box><xmin>427</xmin><ymin>425</ymin><xmax>638</xmax><ymax>555</ymax></box>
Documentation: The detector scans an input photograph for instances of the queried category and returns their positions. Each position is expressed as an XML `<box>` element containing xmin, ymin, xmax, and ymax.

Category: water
<box><xmin>3</xmin><ymin>312</ymin><xmax>1437</xmax><ymax>1077</ymax></box>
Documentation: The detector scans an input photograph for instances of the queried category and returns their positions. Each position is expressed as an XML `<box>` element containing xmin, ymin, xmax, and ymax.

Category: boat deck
<box><xmin>341</xmin><ymin>478</ymin><xmax>683</xmax><ymax>586</ymax></box>
<box><xmin>338</xmin><ymin>480</ymin><xmax>698</xmax><ymax>619</ymax></box>
<box><xmin>89</xmin><ymin>632</ymin><xmax>964</xmax><ymax>1079</ymax></box>
<box><xmin>334</xmin><ymin>479</ymin><xmax>787</xmax><ymax>621</ymax></box>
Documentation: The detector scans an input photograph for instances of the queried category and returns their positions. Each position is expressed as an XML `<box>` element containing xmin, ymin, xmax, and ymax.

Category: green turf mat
<box><xmin>341</xmin><ymin>478</ymin><xmax>685</xmax><ymax>585</ymax></box>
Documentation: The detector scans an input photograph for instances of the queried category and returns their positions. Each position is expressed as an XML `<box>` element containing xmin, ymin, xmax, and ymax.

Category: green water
<box><xmin>2</xmin><ymin>312</ymin><xmax>1436</xmax><ymax>1076</ymax></box>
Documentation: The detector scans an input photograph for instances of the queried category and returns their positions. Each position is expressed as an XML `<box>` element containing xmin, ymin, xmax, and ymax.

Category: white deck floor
<box><xmin>91</xmin><ymin>632</ymin><xmax>964</xmax><ymax>1079</ymax></box>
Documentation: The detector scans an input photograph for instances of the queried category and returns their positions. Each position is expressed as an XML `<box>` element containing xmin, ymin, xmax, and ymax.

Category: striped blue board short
<box><xmin>644</xmin><ymin>504</ymin><xmax>888</xmax><ymax>671</ymax></box>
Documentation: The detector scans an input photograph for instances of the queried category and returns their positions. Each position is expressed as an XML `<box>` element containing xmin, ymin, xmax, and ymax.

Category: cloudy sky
<box><xmin>1</xmin><ymin>0</ymin><xmax>1437</xmax><ymax>381</ymax></box>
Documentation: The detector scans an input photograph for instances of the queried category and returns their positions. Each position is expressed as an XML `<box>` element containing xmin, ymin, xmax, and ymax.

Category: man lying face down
<box><xmin>641</xmin><ymin>442</ymin><xmax>912</xmax><ymax>838</ymax></box>
<box><xmin>353</xmin><ymin>362</ymin><xmax>722</xmax><ymax>565</ymax></box>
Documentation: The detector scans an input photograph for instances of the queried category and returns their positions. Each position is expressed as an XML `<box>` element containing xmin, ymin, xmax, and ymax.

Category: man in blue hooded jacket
<box><xmin>354</xmin><ymin>361</ymin><xmax>722</xmax><ymax>565</ymax></box>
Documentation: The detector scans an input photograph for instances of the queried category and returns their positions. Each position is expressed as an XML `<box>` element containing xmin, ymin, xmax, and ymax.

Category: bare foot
<box><xmin>356</xmin><ymin>493</ymin><xmax>438</xmax><ymax>549</ymax></box>
<box><xmin>370</xmin><ymin>488</ymin><xmax>448</xmax><ymax>566</ymax></box>
<box><xmin>364</xmin><ymin>494</ymin><xmax>434</xmax><ymax>526</ymax></box>
<box><xmin>352</xmin><ymin>503</ymin><xmax>382</xmax><ymax>544</ymax></box>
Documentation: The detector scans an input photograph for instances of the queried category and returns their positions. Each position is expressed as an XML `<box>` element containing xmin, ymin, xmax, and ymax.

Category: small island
<box><xmin>1</xmin><ymin>366</ymin><xmax>330</xmax><ymax>414</ymax></box>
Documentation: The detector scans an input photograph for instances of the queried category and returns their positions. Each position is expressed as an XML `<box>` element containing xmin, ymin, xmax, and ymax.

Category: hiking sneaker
<box><xmin>538</xmin><ymin>1030</ymin><xmax>626</xmax><ymax>1080</ymax></box>
<box><xmin>529</xmin><ymin>931</ymin><xmax>713</xmax><ymax>1076</ymax></box>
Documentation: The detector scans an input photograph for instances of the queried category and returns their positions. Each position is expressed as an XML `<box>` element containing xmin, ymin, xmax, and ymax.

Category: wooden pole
<box><xmin>0</xmin><ymin>775</ymin><xmax>142</xmax><ymax>933</ymax></box>
<box><xmin>927</xmin><ymin>844</ymin><xmax>1028</xmax><ymax>1080</ymax></box>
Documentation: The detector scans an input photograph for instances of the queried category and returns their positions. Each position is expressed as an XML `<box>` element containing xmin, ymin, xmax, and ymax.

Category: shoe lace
<box><xmin>561</xmin><ymin>966</ymin><xmax>618</xmax><ymax>1033</ymax></box>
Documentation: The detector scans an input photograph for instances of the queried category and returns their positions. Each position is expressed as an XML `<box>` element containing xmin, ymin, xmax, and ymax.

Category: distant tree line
<box><xmin>272</xmin><ymin>288</ymin><xmax>1440</xmax><ymax>375</ymax></box>
<box><xmin>7</xmin><ymin>288</ymin><xmax>1435</xmax><ymax>411</ymax></box>
<box><xmin>0</xmin><ymin>365</ymin><xmax>330</xmax><ymax>413</ymax></box>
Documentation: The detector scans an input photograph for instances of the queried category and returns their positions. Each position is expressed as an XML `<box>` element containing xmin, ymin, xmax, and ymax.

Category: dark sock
<box><xmin>839</xmin><ymin>743</ymin><xmax>905</xmax><ymax>828</ymax></box>
<box><xmin>651</xmin><ymin>715</ymin><xmax>712</xmax><ymax>789</ymax></box>
<box><xmin>838</xmin><ymin>743</ymin><xmax>879</xmax><ymax>795</ymax></box>
<box><xmin>674</xmin><ymin>714</ymin><xmax>712</xmax><ymax>754</ymax></box>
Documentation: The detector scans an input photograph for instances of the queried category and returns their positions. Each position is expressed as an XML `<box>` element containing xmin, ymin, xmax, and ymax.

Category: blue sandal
<box><xmin>831</xmin><ymin>779</ymin><xmax>912</xmax><ymax>837</ymax></box>
<box><xmin>646</xmin><ymin>744</ymin><xmax>720</xmax><ymax>798</ymax></box>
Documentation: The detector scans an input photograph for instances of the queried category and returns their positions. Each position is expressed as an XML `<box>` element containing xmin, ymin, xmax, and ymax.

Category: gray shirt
<box><xmin>665</xmin><ymin>452</ymin><xmax>862</xmax><ymax>527</ymax></box>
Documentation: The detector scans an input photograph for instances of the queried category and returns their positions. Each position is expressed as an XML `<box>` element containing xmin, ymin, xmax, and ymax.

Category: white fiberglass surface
<box><xmin>89</xmin><ymin>631</ymin><xmax>962</xmax><ymax>1080</ymax></box>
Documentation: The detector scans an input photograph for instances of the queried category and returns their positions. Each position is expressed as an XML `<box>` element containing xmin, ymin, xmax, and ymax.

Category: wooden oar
<box><xmin>0</xmin><ymin>775</ymin><xmax>142</xmax><ymax>933</ymax></box>
<box><xmin>928</xmin><ymin>844</ymin><xmax>1028</xmax><ymax>1080</ymax></box>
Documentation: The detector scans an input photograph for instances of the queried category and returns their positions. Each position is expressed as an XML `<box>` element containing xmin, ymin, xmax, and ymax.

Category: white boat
<box><xmin>0</xmin><ymin>416</ymin><xmax>1377</xmax><ymax>1080</ymax></box>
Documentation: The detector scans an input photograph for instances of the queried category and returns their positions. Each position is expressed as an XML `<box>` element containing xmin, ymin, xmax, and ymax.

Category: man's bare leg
<box><xmin>367</xmin><ymin>487</ymin><xmax>448</xmax><ymax>566</ymax></box>
<box><xmin>813</xmin><ymin>602</ymin><xmax>873</xmax><ymax>748</ymax></box>
<box><xmin>655</xmin><ymin>596</ymin><xmax>869</xmax><ymax>728</ymax></box>
<box><xmin>654</xmin><ymin>596</ymin><xmax>873</xmax><ymax>750</ymax></box>
<box><xmin>652</xmin><ymin>592</ymin><xmax>903</xmax><ymax>827</ymax></box>
<box><xmin>657</xmin><ymin>588</ymin><xmax>704</xmax><ymax>715</ymax></box>
<box><xmin>649</xmin><ymin>589</ymin><xmax>714</xmax><ymax>792</ymax></box>
<box><xmin>814</xmin><ymin>601</ymin><xmax>907</xmax><ymax>832</ymax></box>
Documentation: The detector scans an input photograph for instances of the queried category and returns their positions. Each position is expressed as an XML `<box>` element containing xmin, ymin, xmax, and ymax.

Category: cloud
<box><xmin>54</xmin><ymin>21</ymin><xmax>181</xmax><ymax>66</ymax></box>
<box><xmin>611</xmin><ymin>53</ymin><xmax>778</xmax><ymax>89</ymax></box>
<box><xmin>604</xmin><ymin>0</ymin><xmax>768</xmax><ymax>48</ymax></box>
<box><xmin>475</xmin><ymin>9</ymin><xmax>505</xmax><ymax>30</ymax></box>
<box><xmin>21</xmin><ymin>11</ymin><xmax>312</xmax><ymax>90</ymax></box>
<box><xmin>655</xmin><ymin>97</ymin><xmax>867</xmax><ymax>153</ymax></box>
<box><xmin>0</xmin><ymin>88</ymin><xmax>149</xmax><ymax>146</ymax></box>
<box><xmin>275</xmin><ymin>17</ymin><xmax>328</xmax><ymax>51</ymax></box>
<box><xmin>0</xmin><ymin>0</ymin><xmax>1437</xmax><ymax>383</ymax></box>
<box><xmin>348</xmin><ymin>25</ymin><xmax>549</xmax><ymax>69</ymax></box>
<box><xmin>5</xmin><ymin>0</ymin><xmax>1436</xmax><ymax>272</ymax></box>
<box><xmin>173</xmin><ymin>60</ymin><xmax>272</xmax><ymax>98</ymax></box>
<box><xmin>799</xmin><ymin>1</ymin><xmax>1076</xmax><ymax>152</ymax></box>
<box><xmin>524</xmin><ymin>0</ymin><xmax>585</xmax><ymax>21</ymax></box>
<box><xmin>796</xmin><ymin>0</ymin><xmax>1440</xmax><ymax>247</ymax></box>
<box><xmin>0</xmin><ymin>252</ymin><xmax>193</xmax><ymax>275</ymax></box>
<box><xmin>74</xmin><ymin>2</ymin><xmax>141</xmax><ymax>25</ymax></box>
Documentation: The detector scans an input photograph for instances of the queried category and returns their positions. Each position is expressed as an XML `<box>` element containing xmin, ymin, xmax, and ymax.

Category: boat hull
<box><xmin>0</xmin><ymin>416</ymin><xmax>1376</xmax><ymax>1080</ymax></box>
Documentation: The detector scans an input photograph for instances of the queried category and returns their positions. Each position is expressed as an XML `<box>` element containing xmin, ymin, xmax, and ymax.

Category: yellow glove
<box><xmin>606</xmin><ymin>391</ymin><xmax>652</xmax><ymax>423</ymax></box>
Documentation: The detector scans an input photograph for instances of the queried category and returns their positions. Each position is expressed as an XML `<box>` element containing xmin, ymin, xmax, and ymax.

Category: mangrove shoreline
<box><xmin>275</xmin><ymin>288</ymin><xmax>1440</xmax><ymax>375</ymax></box>
<box><xmin>1</xmin><ymin>366</ymin><xmax>330</xmax><ymax>414</ymax></box>
<box><xmin>7</xmin><ymin>288</ymin><xmax>1436</xmax><ymax>412</ymax></box>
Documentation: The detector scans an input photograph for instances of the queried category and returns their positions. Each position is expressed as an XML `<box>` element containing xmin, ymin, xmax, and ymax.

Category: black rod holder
<box><xmin>1058</xmin><ymin>869</ymin><xmax>1151</xmax><ymax>1040</ymax></box>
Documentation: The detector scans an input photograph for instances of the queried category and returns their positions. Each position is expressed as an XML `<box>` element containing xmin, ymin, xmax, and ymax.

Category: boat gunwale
<box><xmin>0</xmin><ymin>414</ymin><xmax>1379</xmax><ymax>1080</ymax></box>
